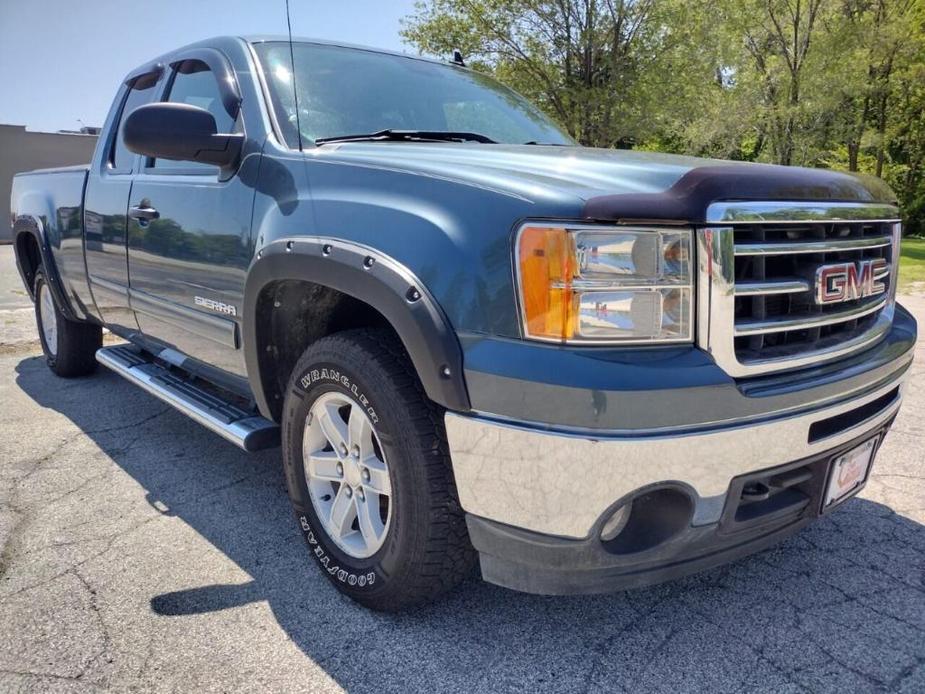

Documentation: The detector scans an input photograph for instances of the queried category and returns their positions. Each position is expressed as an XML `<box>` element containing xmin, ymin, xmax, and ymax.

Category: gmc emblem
<box><xmin>815</xmin><ymin>258</ymin><xmax>888</xmax><ymax>305</ymax></box>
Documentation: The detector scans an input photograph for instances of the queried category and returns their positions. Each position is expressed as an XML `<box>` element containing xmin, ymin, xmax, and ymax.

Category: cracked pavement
<box><xmin>0</xmin><ymin>276</ymin><xmax>923</xmax><ymax>692</ymax></box>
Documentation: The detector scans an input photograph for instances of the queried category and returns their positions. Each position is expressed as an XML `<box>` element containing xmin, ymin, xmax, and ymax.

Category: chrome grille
<box><xmin>732</xmin><ymin>222</ymin><xmax>894</xmax><ymax>362</ymax></box>
<box><xmin>698</xmin><ymin>202</ymin><xmax>901</xmax><ymax>378</ymax></box>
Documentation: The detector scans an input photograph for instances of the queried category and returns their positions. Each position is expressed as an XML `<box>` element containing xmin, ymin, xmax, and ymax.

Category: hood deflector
<box><xmin>583</xmin><ymin>163</ymin><xmax>898</xmax><ymax>225</ymax></box>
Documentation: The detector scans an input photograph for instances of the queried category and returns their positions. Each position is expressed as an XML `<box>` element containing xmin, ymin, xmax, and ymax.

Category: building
<box><xmin>1</xmin><ymin>124</ymin><xmax>99</xmax><ymax>243</ymax></box>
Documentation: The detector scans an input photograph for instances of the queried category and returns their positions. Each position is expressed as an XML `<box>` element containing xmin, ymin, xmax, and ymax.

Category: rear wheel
<box><xmin>34</xmin><ymin>268</ymin><xmax>102</xmax><ymax>377</ymax></box>
<box><xmin>281</xmin><ymin>328</ymin><xmax>475</xmax><ymax>611</ymax></box>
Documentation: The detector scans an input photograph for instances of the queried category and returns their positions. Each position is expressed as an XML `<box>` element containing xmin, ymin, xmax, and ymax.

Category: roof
<box><xmin>241</xmin><ymin>35</ymin><xmax>452</xmax><ymax>67</ymax></box>
<box><xmin>120</xmin><ymin>36</ymin><xmax>462</xmax><ymax>94</ymax></box>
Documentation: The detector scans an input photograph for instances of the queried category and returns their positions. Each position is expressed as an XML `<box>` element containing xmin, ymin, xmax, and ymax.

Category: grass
<box><xmin>899</xmin><ymin>236</ymin><xmax>925</xmax><ymax>290</ymax></box>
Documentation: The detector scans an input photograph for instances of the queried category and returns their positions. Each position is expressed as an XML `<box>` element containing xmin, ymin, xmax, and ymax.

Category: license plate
<box><xmin>823</xmin><ymin>437</ymin><xmax>878</xmax><ymax>509</ymax></box>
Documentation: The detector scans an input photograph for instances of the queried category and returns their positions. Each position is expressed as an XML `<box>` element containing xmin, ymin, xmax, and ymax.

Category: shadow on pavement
<box><xmin>14</xmin><ymin>355</ymin><xmax>925</xmax><ymax>693</ymax></box>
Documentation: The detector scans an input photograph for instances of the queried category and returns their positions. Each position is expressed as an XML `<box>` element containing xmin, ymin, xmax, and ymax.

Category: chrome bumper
<box><xmin>445</xmin><ymin>376</ymin><xmax>905</xmax><ymax>540</ymax></box>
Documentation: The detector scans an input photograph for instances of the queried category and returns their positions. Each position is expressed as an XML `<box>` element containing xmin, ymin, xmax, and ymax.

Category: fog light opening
<box><xmin>600</xmin><ymin>504</ymin><xmax>631</xmax><ymax>542</ymax></box>
<box><xmin>601</xmin><ymin>486</ymin><xmax>695</xmax><ymax>555</ymax></box>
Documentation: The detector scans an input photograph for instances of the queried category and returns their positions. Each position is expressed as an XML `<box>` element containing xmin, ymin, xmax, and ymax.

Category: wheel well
<box><xmin>255</xmin><ymin>280</ymin><xmax>405</xmax><ymax>420</ymax></box>
<box><xmin>15</xmin><ymin>232</ymin><xmax>42</xmax><ymax>297</ymax></box>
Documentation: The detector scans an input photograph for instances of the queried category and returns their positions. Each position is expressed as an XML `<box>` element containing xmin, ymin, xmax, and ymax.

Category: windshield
<box><xmin>253</xmin><ymin>42</ymin><xmax>573</xmax><ymax>148</ymax></box>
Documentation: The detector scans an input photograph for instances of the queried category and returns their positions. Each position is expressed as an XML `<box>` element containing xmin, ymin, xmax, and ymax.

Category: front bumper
<box><xmin>460</xmin><ymin>423</ymin><xmax>894</xmax><ymax>595</ymax></box>
<box><xmin>445</xmin><ymin>306</ymin><xmax>915</xmax><ymax>595</ymax></box>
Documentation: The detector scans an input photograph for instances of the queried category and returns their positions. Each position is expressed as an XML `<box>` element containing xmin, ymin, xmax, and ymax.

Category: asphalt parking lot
<box><xmin>0</xmin><ymin>245</ymin><xmax>37</xmax><ymax>348</ymax></box>
<box><xmin>1</xmin><ymin>243</ymin><xmax>924</xmax><ymax>692</ymax></box>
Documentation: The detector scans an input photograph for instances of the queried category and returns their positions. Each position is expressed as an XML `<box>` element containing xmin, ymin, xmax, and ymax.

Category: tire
<box><xmin>34</xmin><ymin>268</ymin><xmax>102</xmax><ymax>377</ymax></box>
<box><xmin>281</xmin><ymin>328</ymin><xmax>475</xmax><ymax>611</ymax></box>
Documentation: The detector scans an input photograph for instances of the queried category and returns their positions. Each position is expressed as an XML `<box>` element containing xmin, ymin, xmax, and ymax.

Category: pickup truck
<box><xmin>11</xmin><ymin>36</ymin><xmax>916</xmax><ymax>611</ymax></box>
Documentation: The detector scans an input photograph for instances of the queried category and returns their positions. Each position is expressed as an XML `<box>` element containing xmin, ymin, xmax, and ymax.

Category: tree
<box><xmin>402</xmin><ymin>0</ymin><xmax>667</xmax><ymax>146</ymax></box>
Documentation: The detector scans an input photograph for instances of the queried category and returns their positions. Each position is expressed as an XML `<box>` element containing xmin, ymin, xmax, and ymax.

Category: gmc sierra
<box><xmin>11</xmin><ymin>36</ymin><xmax>916</xmax><ymax>611</ymax></box>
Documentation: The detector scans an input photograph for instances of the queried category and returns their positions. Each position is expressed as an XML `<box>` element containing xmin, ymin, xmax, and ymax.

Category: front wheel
<box><xmin>34</xmin><ymin>268</ymin><xmax>102</xmax><ymax>377</ymax></box>
<box><xmin>281</xmin><ymin>329</ymin><xmax>475</xmax><ymax>611</ymax></box>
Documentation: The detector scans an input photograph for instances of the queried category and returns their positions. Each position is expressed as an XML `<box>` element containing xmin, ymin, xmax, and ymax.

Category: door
<box><xmin>84</xmin><ymin>70</ymin><xmax>161</xmax><ymax>335</ymax></box>
<box><xmin>126</xmin><ymin>57</ymin><xmax>257</xmax><ymax>377</ymax></box>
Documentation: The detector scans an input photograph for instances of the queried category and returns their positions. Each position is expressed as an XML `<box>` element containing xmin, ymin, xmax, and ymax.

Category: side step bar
<box><xmin>96</xmin><ymin>345</ymin><xmax>279</xmax><ymax>452</ymax></box>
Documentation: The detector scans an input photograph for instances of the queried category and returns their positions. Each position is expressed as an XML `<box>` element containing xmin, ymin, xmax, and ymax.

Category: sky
<box><xmin>0</xmin><ymin>0</ymin><xmax>419</xmax><ymax>133</ymax></box>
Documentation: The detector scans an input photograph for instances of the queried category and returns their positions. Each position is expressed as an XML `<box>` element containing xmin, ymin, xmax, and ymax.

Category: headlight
<box><xmin>516</xmin><ymin>224</ymin><xmax>693</xmax><ymax>344</ymax></box>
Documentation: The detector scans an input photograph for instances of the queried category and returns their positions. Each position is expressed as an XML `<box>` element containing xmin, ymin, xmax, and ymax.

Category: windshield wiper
<box><xmin>315</xmin><ymin>129</ymin><xmax>497</xmax><ymax>145</ymax></box>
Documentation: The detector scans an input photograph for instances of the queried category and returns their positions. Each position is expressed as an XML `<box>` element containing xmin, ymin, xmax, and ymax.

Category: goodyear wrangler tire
<box><xmin>34</xmin><ymin>268</ymin><xmax>102</xmax><ymax>377</ymax></box>
<box><xmin>281</xmin><ymin>328</ymin><xmax>475</xmax><ymax>611</ymax></box>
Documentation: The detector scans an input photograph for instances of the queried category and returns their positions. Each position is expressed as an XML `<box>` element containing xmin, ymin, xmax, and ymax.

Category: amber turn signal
<box><xmin>517</xmin><ymin>226</ymin><xmax>577</xmax><ymax>340</ymax></box>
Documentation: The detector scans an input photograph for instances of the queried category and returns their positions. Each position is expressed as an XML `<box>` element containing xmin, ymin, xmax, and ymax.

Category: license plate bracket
<box><xmin>822</xmin><ymin>436</ymin><xmax>878</xmax><ymax>511</ymax></box>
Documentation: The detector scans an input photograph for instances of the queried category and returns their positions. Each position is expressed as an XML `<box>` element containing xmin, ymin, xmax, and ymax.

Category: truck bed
<box><xmin>10</xmin><ymin>165</ymin><xmax>89</xmax><ymax>316</ymax></box>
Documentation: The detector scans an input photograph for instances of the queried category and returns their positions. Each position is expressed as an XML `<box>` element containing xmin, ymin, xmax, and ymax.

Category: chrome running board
<box><xmin>96</xmin><ymin>345</ymin><xmax>279</xmax><ymax>452</ymax></box>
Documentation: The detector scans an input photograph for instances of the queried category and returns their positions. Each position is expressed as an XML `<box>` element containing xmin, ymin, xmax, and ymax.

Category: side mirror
<box><xmin>123</xmin><ymin>102</ymin><xmax>243</xmax><ymax>168</ymax></box>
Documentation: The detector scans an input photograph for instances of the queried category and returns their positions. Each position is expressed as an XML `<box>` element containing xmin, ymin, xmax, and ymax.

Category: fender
<box><xmin>12</xmin><ymin>216</ymin><xmax>80</xmax><ymax>322</ymax></box>
<box><xmin>243</xmin><ymin>237</ymin><xmax>471</xmax><ymax>418</ymax></box>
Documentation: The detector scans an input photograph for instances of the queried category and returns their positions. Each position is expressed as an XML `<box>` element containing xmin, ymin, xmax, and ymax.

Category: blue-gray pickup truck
<box><xmin>10</xmin><ymin>36</ymin><xmax>917</xmax><ymax>611</ymax></box>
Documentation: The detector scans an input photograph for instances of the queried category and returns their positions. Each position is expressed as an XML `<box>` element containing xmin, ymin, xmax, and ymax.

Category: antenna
<box><xmin>285</xmin><ymin>0</ymin><xmax>303</xmax><ymax>151</ymax></box>
<box><xmin>452</xmin><ymin>49</ymin><xmax>466</xmax><ymax>67</ymax></box>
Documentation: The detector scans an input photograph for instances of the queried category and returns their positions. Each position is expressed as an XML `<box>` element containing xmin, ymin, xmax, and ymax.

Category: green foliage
<box><xmin>402</xmin><ymin>0</ymin><xmax>925</xmax><ymax>233</ymax></box>
<box><xmin>899</xmin><ymin>237</ymin><xmax>925</xmax><ymax>287</ymax></box>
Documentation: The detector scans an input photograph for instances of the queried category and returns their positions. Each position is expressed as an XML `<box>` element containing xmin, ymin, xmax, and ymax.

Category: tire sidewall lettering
<box><xmin>298</xmin><ymin>368</ymin><xmax>379</xmax><ymax>425</ymax></box>
<box><xmin>298</xmin><ymin>513</ymin><xmax>377</xmax><ymax>588</ymax></box>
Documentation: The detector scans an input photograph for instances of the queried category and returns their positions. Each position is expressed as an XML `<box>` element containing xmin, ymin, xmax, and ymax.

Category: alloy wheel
<box><xmin>302</xmin><ymin>391</ymin><xmax>393</xmax><ymax>558</ymax></box>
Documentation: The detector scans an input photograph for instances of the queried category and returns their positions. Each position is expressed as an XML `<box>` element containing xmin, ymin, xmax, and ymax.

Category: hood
<box><xmin>310</xmin><ymin>143</ymin><xmax>897</xmax><ymax>223</ymax></box>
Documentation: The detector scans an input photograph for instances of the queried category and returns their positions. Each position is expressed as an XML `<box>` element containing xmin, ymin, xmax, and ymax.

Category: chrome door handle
<box><xmin>128</xmin><ymin>205</ymin><xmax>159</xmax><ymax>222</ymax></box>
